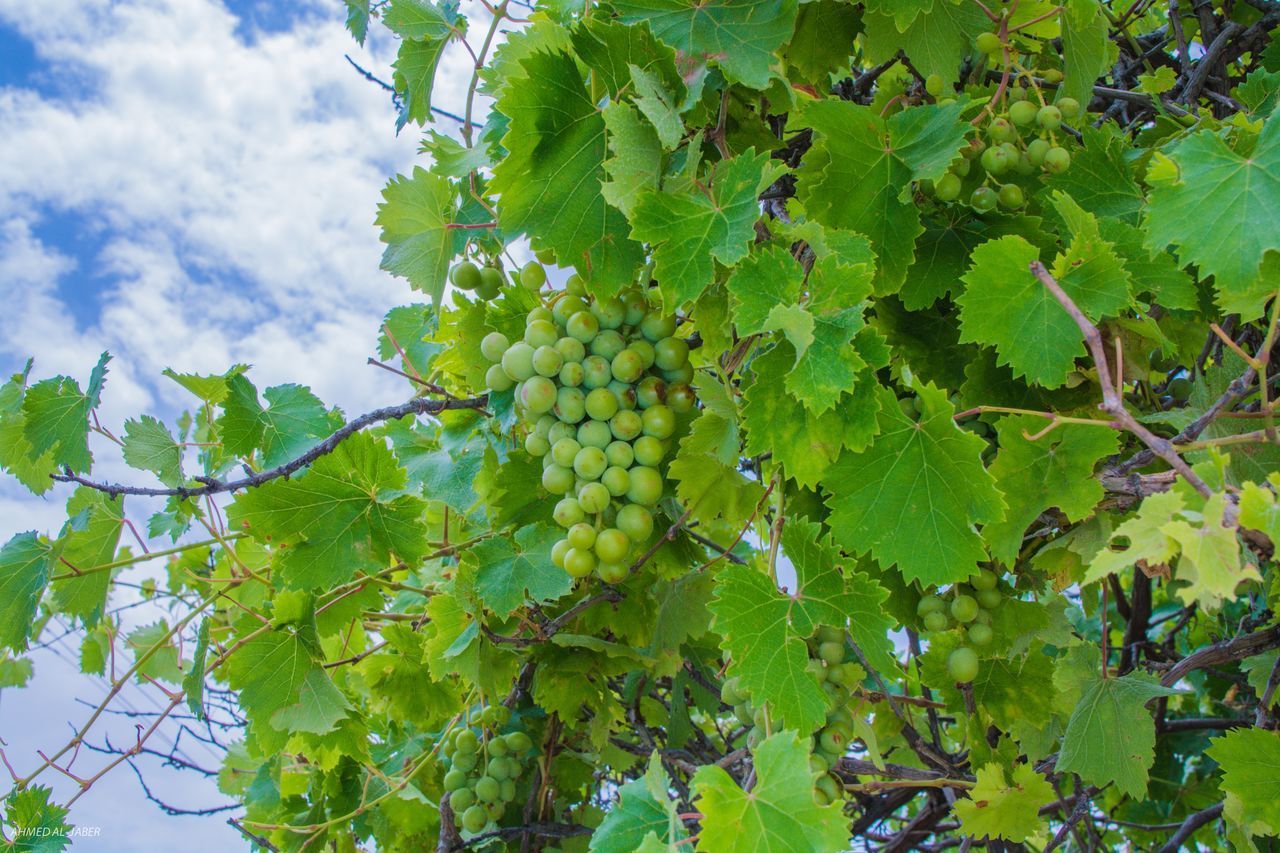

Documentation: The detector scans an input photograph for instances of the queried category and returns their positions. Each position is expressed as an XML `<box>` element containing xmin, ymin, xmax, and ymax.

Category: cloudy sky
<box><xmin>0</xmin><ymin>0</ymin><xmax>487</xmax><ymax>846</ymax></box>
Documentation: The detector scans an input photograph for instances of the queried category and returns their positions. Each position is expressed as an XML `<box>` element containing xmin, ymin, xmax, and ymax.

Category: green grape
<box><xmin>816</xmin><ymin>773</ymin><xmax>842</xmax><ymax>802</ymax></box>
<box><xmin>935</xmin><ymin>172</ymin><xmax>962</xmax><ymax>201</ymax></box>
<box><xmin>617</xmin><ymin>504</ymin><xmax>653</xmax><ymax>542</ymax></box>
<box><xmin>1026</xmin><ymin>137</ymin><xmax>1051</xmax><ymax>166</ymax></box>
<box><xmin>602</xmin><ymin>466</ymin><xmax>630</xmax><ymax>497</ymax></box>
<box><xmin>592</xmin><ymin>297</ymin><xmax>627</xmax><ymax>330</ymax></box>
<box><xmin>501</xmin><ymin>343</ymin><xmax>536</xmax><ymax>382</ymax></box>
<box><xmin>480</xmin><ymin>332</ymin><xmax>509</xmax><ymax>362</ymax></box>
<box><xmin>532</xmin><ymin>345</ymin><xmax>563</xmax><ymax>377</ymax></box>
<box><xmin>594</xmin><ymin>528</ymin><xmax>630</xmax><ymax>563</ymax></box>
<box><xmin>923</xmin><ymin>611</ymin><xmax>949</xmax><ymax>633</ymax></box>
<box><xmin>979</xmin><ymin>145</ymin><xmax>1012</xmax><ymax>176</ymax></box>
<box><xmin>1167</xmin><ymin>377</ymin><xmax>1192</xmax><ymax>401</ymax></box>
<box><xmin>527</xmin><ymin>306</ymin><xmax>554</xmax><ymax>325</ymax></box>
<box><xmin>485</xmin><ymin>364</ymin><xmax>514</xmax><ymax>393</ymax></box>
<box><xmin>551</xmin><ymin>438</ymin><xmax>581</xmax><ymax>469</ymax></box>
<box><xmin>962</xmin><ymin>137</ymin><xmax>985</xmax><ymax>160</ymax></box>
<box><xmin>636</xmin><ymin>376</ymin><xmax>666</xmax><ymax>409</ymax></box>
<box><xmin>564</xmin><ymin>547</ymin><xmax>596</xmax><ymax>578</ymax></box>
<box><xmin>519</xmin><ymin>261</ymin><xmax>546</xmax><ymax>290</ymax></box>
<box><xmin>663</xmin><ymin>362</ymin><xmax>694</xmax><ymax>384</ymax></box>
<box><xmin>567</xmin><ymin>522</ymin><xmax>597</xmax><ymax>551</ymax></box>
<box><xmin>577</xmin><ymin>420</ymin><xmax>612</xmax><ymax>449</ymax></box>
<box><xmin>720</xmin><ymin>677</ymin><xmax>743</xmax><ymax>706</ymax></box>
<box><xmin>542</xmin><ymin>464</ymin><xmax>575</xmax><ymax>494</ymax></box>
<box><xmin>521</xmin><ymin>376</ymin><xmax>557</xmax><ymax>415</ymax></box>
<box><xmin>558</xmin><ymin>361</ymin><xmax>585</xmax><ymax>388</ymax></box>
<box><xmin>629</xmin><ymin>339</ymin><xmax>656</xmax><ymax>369</ymax></box>
<box><xmin>605</xmin><ymin>440</ymin><xmax>634</xmax><ymax>469</ymax></box>
<box><xmin>610</xmin><ymin>410</ymin><xmax>643</xmax><ymax>441</ymax></box>
<box><xmin>633</xmin><ymin>436</ymin><xmax>665</xmax><ymax>467</ymax></box>
<box><xmin>1008</xmin><ymin>85</ymin><xmax>1028</xmax><ymax>102</ymax></box>
<box><xmin>582</xmin><ymin>355</ymin><xmax>612</xmax><ymax>389</ymax></box>
<box><xmin>1014</xmin><ymin>153</ymin><xmax>1036</xmax><ymax>176</ymax></box>
<box><xmin>951</xmin><ymin>594</ymin><xmax>979</xmax><ymax>623</ymax></box>
<box><xmin>608</xmin><ymin>380</ymin><xmax>637</xmax><ymax>410</ymax></box>
<box><xmin>565</xmin><ymin>272</ymin><xmax>587</xmax><ymax>297</ymax></box>
<box><xmin>667</xmin><ymin>382</ymin><xmax>696</xmax><ymax>413</ymax></box>
<box><xmin>621</xmin><ymin>290</ymin><xmax>648</xmax><ymax>326</ymax></box>
<box><xmin>499</xmin><ymin>778</ymin><xmax>516</xmax><ymax>801</ymax></box>
<box><xmin>654</xmin><ymin>337</ymin><xmax>689</xmax><ymax>371</ymax></box>
<box><xmin>524</xmin><ymin>319</ymin><xmax>558</xmax><ymax>349</ymax></box>
<box><xmin>998</xmin><ymin>183</ymin><xmax>1025</xmax><ymax>209</ymax></box>
<box><xmin>925</xmin><ymin>73</ymin><xmax>944</xmax><ymax>98</ymax></box>
<box><xmin>574</xmin><ymin>446</ymin><xmax>608</xmax><ymax>481</ymax></box>
<box><xmin>917</xmin><ymin>595</ymin><xmax>945</xmax><ymax>616</ymax></box>
<box><xmin>1057</xmin><ymin>96</ymin><xmax>1080</xmax><ymax>119</ymax></box>
<box><xmin>554</xmin><ymin>387</ymin><xmax>586</xmax><ymax>424</ymax></box>
<box><xmin>476</xmin><ymin>267</ymin><xmax>503</xmax><ymax>299</ymax></box>
<box><xmin>1009</xmin><ymin>99</ymin><xmax>1038</xmax><ymax>127</ymax></box>
<box><xmin>590</xmin><ymin>329</ymin><xmax>626</xmax><ymax>361</ymax></box>
<box><xmin>987</xmin><ymin>117</ymin><xmax>1015</xmax><ymax>143</ymax></box>
<box><xmin>640</xmin><ymin>313</ymin><xmax>677</xmax><ymax>342</ymax></box>
<box><xmin>444</xmin><ymin>768</ymin><xmax>467</xmax><ymax>791</ymax></box>
<box><xmin>525</xmin><ymin>433</ymin><xmax>550</xmax><ymax>457</ymax></box>
<box><xmin>952</xmin><ymin>157</ymin><xmax>972</xmax><ymax>177</ymax></box>
<box><xmin>816</xmin><ymin>626</ymin><xmax>844</xmax><ymax>644</ymax></box>
<box><xmin>947</xmin><ymin>646</ymin><xmax>980</xmax><ymax>683</ymax></box>
<box><xmin>535</xmin><ymin>247</ymin><xmax>556</xmax><ymax>265</ymax></box>
<box><xmin>1041</xmin><ymin>67</ymin><xmax>1064</xmax><ymax>83</ymax></box>
<box><xmin>970</xmin><ymin>569</ymin><xmax>997</xmax><ymax>591</ymax></box>
<box><xmin>505</xmin><ymin>731</ymin><xmax>532</xmax><ymax>753</ymax></box>
<box><xmin>566</xmin><ymin>311</ymin><xmax>599</xmax><ymax>343</ymax></box>
<box><xmin>578</xmin><ymin>482</ymin><xmax>610</xmax><ymax>513</ymax></box>
<box><xmin>611</xmin><ymin>349</ymin><xmax>645</xmax><ymax>383</ymax></box>
<box><xmin>555</xmin><ymin>336</ymin><xmax>585</xmax><ymax>363</ymax></box>
<box><xmin>552</xmin><ymin>295</ymin><xmax>588</xmax><ymax>326</ymax></box>
<box><xmin>976</xmin><ymin>587</ymin><xmax>1003</xmax><ymax>610</ymax></box>
<box><xmin>641</xmin><ymin>405</ymin><xmax>675</xmax><ymax>439</ymax></box>
<box><xmin>1043</xmin><ymin>146</ymin><xmax>1071</xmax><ymax>174</ymax></box>
<box><xmin>486</xmin><ymin>757</ymin><xmax>510</xmax><ymax>780</ymax></box>
<box><xmin>968</xmin><ymin>623</ymin><xmax>994</xmax><ymax>647</ymax></box>
<box><xmin>475</xmin><ymin>776</ymin><xmax>500</xmax><ymax>803</ymax></box>
<box><xmin>585</xmin><ymin>387</ymin><xmax>619</xmax><ymax>421</ymax></box>
<box><xmin>461</xmin><ymin>805</ymin><xmax>488</xmax><ymax>832</ymax></box>
<box><xmin>627</xmin><ymin>466</ymin><xmax>663</xmax><ymax>505</ymax></box>
<box><xmin>551</xmin><ymin>537</ymin><xmax>572</xmax><ymax>566</ymax></box>
<box><xmin>451</xmin><ymin>261</ymin><xmax>482</xmax><ymax>291</ymax></box>
<box><xmin>818</xmin><ymin>641</ymin><xmax>844</xmax><ymax>665</ymax></box>
<box><xmin>453</xmin><ymin>751</ymin><xmax>478</xmax><ymax>772</ymax></box>
<box><xmin>483</xmin><ymin>801</ymin><xmax>504</xmax><ymax>821</ymax></box>
<box><xmin>592</xmin><ymin>561</ymin><xmax>624</xmax><ymax>583</ymax></box>
<box><xmin>1036</xmin><ymin>104</ymin><xmax>1062</xmax><ymax>130</ymax></box>
<box><xmin>534</xmin><ymin>415</ymin><xmax>555</xmax><ymax>438</ymax></box>
<box><xmin>455</xmin><ymin>729</ymin><xmax>479</xmax><ymax>753</ymax></box>
<box><xmin>976</xmin><ymin>31</ymin><xmax>1001</xmax><ymax>54</ymax></box>
<box><xmin>970</xmin><ymin>186</ymin><xmax>998</xmax><ymax>213</ymax></box>
<box><xmin>817</xmin><ymin>729</ymin><xmax>847</xmax><ymax>754</ymax></box>
<box><xmin>451</xmin><ymin>788</ymin><xmax>476</xmax><ymax>812</ymax></box>
<box><xmin>548</xmin><ymin>422</ymin><xmax>575</xmax><ymax>444</ymax></box>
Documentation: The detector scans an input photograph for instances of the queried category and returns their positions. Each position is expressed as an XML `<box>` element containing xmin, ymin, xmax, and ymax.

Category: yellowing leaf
<box><xmin>955</xmin><ymin>763</ymin><xmax>1054</xmax><ymax>843</ymax></box>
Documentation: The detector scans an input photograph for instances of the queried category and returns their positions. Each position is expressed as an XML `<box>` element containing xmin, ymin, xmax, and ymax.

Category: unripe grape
<box><xmin>947</xmin><ymin>646</ymin><xmax>980</xmax><ymax>683</ymax></box>
<box><xmin>461</xmin><ymin>805</ymin><xmax>487</xmax><ymax>832</ymax></box>
<box><xmin>542</xmin><ymin>464</ymin><xmax>575</xmax><ymax>494</ymax></box>
<box><xmin>519</xmin><ymin>261</ymin><xmax>546</xmax><ymax>290</ymax></box>
<box><xmin>605</xmin><ymin>440</ymin><xmax>634</xmax><ymax>469</ymax></box>
<box><xmin>451</xmin><ymin>261</ymin><xmax>482</xmax><ymax>291</ymax></box>
<box><xmin>925</xmin><ymin>73</ymin><xmax>944</xmax><ymax>97</ymax></box>
<box><xmin>597</xmin><ymin>561</ymin><xmax>628</xmax><ymax>584</ymax></box>
<box><xmin>480</xmin><ymin>332</ymin><xmax>509</xmax><ymax>362</ymax></box>
<box><xmin>627</xmin><ymin>466</ymin><xmax>663</xmax><ymax>505</ymax></box>
<box><xmin>1009</xmin><ymin>99</ymin><xmax>1039</xmax><ymax>127</ymax></box>
<box><xmin>577</xmin><ymin>420</ymin><xmax>612</xmax><ymax>449</ymax></box>
<box><xmin>617</xmin><ymin>504</ymin><xmax>653</xmax><ymax>541</ymax></box>
<box><xmin>532</xmin><ymin>345</ymin><xmax>563</xmax><ymax>377</ymax></box>
<box><xmin>629</xmin><ymin>338</ymin><xmax>656</xmax><ymax>369</ymax></box>
<box><xmin>636</xmin><ymin>376</ymin><xmax>666</xmax><ymax>409</ymax></box>
<box><xmin>997</xmin><ymin>183</ymin><xmax>1025</xmax><ymax>209</ymax></box>
<box><xmin>633</xmin><ymin>435</ymin><xmax>665</xmax><ymax>467</ymax></box>
<box><xmin>663</xmin><ymin>362</ymin><xmax>694</xmax><ymax>384</ymax></box>
<box><xmin>1008</xmin><ymin>85</ymin><xmax>1028</xmax><ymax>102</ymax></box>
<box><xmin>524</xmin><ymin>319</ymin><xmax>558</xmax><ymax>349</ymax></box>
<box><xmin>486</xmin><ymin>757</ymin><xmax>510</xmax><ymax>780</ymax></box>
<box><xmin>1043</xmin><ymin>146</ymin><xmax>1071</xmax><ymax>174</ymax></box>
<box><xmin>521</xmin><ymin>376</ymin><xmax>557</xmax><ymax>415</ymax></box>
<box><xmin>923</xmin><ymin>611</ymin><xmax>949</xmax><ymax>632</ymax></box>
<box><xmin>555</xmin><ymin>336</ymin><xmax>585</xmax><ymax>363</ymax></box>
<box><xmin>582</xmin><ymin>355</ymin><xmax>612</xmax><ymax>389</ymax></box>
<box><xmin>505</xmin><ymin>731</ymin><xmax>532</xmax><ymax>753</ymax></box>
<box><xmin>608</xmin><ymin>380</ymin><xmax>637</xmax><ymax>411</ymax></box>
<box><xmin>980</xmin><ymin>145</ymin><xmax>1012</xmax><ymax>175</ymax></box>
<box><xmin>445</xmin><ymin>768</ymin><xmax>467</xmax><ymax>791</ymax></box>
<box><xmin>454</xmin><ymin>729</ymin><xmax>479</xmax><ymax>753</ymax></box>
<box><xmin>1026</xmin><ymin>137</ymin><xmax>1051</xmax><ymax>166</ymax></box>
<box><xmin>567</xmin><ymin>522</ymin><xmax>597</xmax><ymax>551</ymax></box>
<box><xmin>610</xmin><ymin>410</ymin><xmax>643</xmax><ymax>441</ymax></box>
<box><xmin>976</xmin><ymin>31</ymin><xmax>1001</xmax><ymax>54</ymax></box>
<box><xmin>1041</xmin><ymin>68</ymin><xmax>1064</xmax><ymax>83</ymax></box>
<box><xmin>642</xmin><ymin>405</ymin><xmax>676</xmax><ymax>439</ymax></box>
<box><xmin>667</xmin><ymin>382</ymin><xmax>696</xmax><ymax>413</ymax></box>
<box><xmin>499</xmin><ymin>778</ymin><xmax>516</xmax><ymax>802</ymax></box>
<box><xmin>453</xmin><ymin>750</ymin><xmax>478</xmax><ymax>772</ymax></box>
<box><xmin>475</xmin><ymin>776</ymin><xmax>501</xmax><ymax>803</ymax></box>
<box><xmin>917</xmin><ymin>595</ymin><xmax>945</xmax><ymax>616</ymax></box>
<box><xmin>817</xmin><ymin>626</ymin><xmax>843</xmax><ymax>644</ymax></box>
<box><xmin>590</xmin><ymin>329</ymin><xmax>626</xmax><ymax>360</ymax></box>
<box><xmin>602</xmin><ymin>466</ymin><xmax>630</xmax><ymax>496</ymax></box>
<box><xmin>558</xmin><ymin>361</ymin><xmax>584</xmax><ymax>388</ymax></box>
<box><xmin>970</xmin><ymin>186</ymin><xmax>998</xmax><ymax>212</ymax></box>
<box><xmin>535</xmin><ymin>247</ymin><xmax>556</xmax><ymax>265</ymax></box>
<box><xmin>574</xmin><ymin>446</ymin><xmax>608</xmax><ymax>481</ymax></box>
<box><xmin>476</xmin><ymin>268</ymin><xmax>503</xmax><ymax>299</ymax></box>
<box><xmin>818</xmin><ymin>641</ymin><xmax>844</xmax><ymax>665</ymax></box>
<box><xmin>962</xmin><ymin>138</ymin><xmax>985</xmax><ymax>159</ymax></box>
<box><xmin>564</xmin><ymin>547</ymin><xmax>596</xmax><ymax>578</ymax></box>
<box><xmin>551</xmin><ymin>537</ymin><xmax>572</xmax><ymax>566</ymax></box>
<box><xmin>534</xmin><ymin>415</ymin><xmax>556</xmax><ymax>438</ymax></box>
<box><xmin>970</xmin><ymin>569</ymin><xmax>997</xmax><ymax>591</ymax></box>
<box><xmin>592</xmin><ymin>297</ymin><xmax>626</xmax><ymax>330</ymax></box>
<box><xmin>585</xmin><ymin>387</ymin><xmax>619</xmax><ymax>421</ymax></box>
<box><xmin>640</xmin><ymin>313</ymin><xmax>677</xmax><ymax>342</ymax></box>
<box><xmin>552</xmin><ymin>295</ymin><xmax>586</xmax><ymax>326</ymax></box>
<box><xmin>1057</xmin><ymin>96</ymin><xmax>1080</xmax><ymax>118</ymax></box>
<box><xmin>611</xmin><ymin>349</ymin><xmax>645</xmax><ymax>383</ymax></box>
<box><xmin>578</xmin><ymin>482</ymin><xmax>610</xmax><ymax>513</ymax></box>
<box><xmin>566</xmin><ymin>311</ymin><xmax>599</xmax><ymax>343</ymax></box>
<box><xmin>451</xmin><ymin>788</ymin><xmax>476</xmax><ymax>812</ymax></box>
<box><xmin>525</xmin><ymin>433</ymin><xmax>550</xmax><ymax>457</ymax></box>
<box><xmin>953</xmin><ymin>157</ymin><xmax>972</xmax><ymax>177</ymax></box>
<box><xmin>987</xmin><ymin>117</ymin><xmax>1015</xmax><ymax>143</ymax></box>
<box><xmin>1036</xmin><ymin>104</ymin><xmax>1062</xmax><ymax>130</ymax></box>
<box><xmin>935</xmin><ymin>172</ymin><xmax>962</xmax><ymax>201</ymax></box>
<box><xmin>654</xmin><ymin>337</ymin><xmax>689</xmax><ymax>371</ymax></box>
<box><xmin>976</xmin><ymin>587</ymin><xmax>1003</xmax><ymax>610</ymax></box>
<box><xmin>818</xmin><ymin>729</ymin><xmax>847</xmax><ymax>754</ymax></box>
<box><xmin>486</xmin><ymin>364</ymin><xmax>514</xmax><ymax>392</ymax></box>
<box><xmin>527</xmin><ymin>306</ymin><xmax>553</xmax><ymax>324</ymax></box>
<box><xmin>1014</xmin><ymin>153</ymin><xmax>1036</xmax><ymax>176</ymax></box>
<box><xmin>552</xmin><ymin>438</ymin><xmax>581</xmax><ymax>469</ymax></box>
<box><xmin>951</xmin><ymin>594</ymin><xmax>979</xmax><ymax>623</ymax></box>
<box><xmin>501</xmin><ymin>342</ymin><xmax>536</xmax><ymax>382</ymax></box>
<box><xmin>968</xmin><ymin>622</ymin><xmax>994</xmax><ymax>647</ymax></box>
<box><xmin>594</xmin><ymin>528</ymin><xmax>630</xmax><ymax>563</ymax></box>
<box><xmin>555</xmin><ymin>386</ymin><xmax>586</xmax><ymax>424</ymax></box>
<box><xmin>483</xmin><ymin>801</ymin><xmax>504</xmax><ymax>821</ymax></box>
<box><xmin>565</xmin><ymin>272</ymin><xmax>587</xmax><ymax>297</ymax></box>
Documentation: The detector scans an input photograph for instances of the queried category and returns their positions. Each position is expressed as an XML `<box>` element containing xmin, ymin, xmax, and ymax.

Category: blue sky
<box><xmin>0</xmin><ymin>1</ymin><xmax>485</xmax><ymax>847</ymax></box>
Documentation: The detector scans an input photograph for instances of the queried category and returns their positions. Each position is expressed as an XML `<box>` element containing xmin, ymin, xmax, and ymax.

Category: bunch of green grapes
<box><xmin>477</xmin><ymin>272</ymin><xmax>697</xmax><ymax>583</ymax></box>
<box><xmin>448</xmin><ymin>259</ymin><xmax>511</xmax><ymax>300</ymax></box>
<box><xmin>720</xmin><ymin>626</ymin><xmax>864</xmax><ymax>806</ymax></box>
<box><xmin>917</xmin><ymin>567</ymin><xmax>1009</xmax><ymax>683</ymax></box>
<box><xmin>439</xmin><ymin>706</ymin><xmax>536</xmax><ymax>834</ymax></box>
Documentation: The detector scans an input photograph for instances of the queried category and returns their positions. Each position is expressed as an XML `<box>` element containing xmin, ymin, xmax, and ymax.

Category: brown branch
<box><xmin>1156</xmin><ymin>802</ymin><xmax>1224</xmax><ymax>853</ymax></box>
<box><xmin>1159</xmin><ymin>623</ymin><xmax>1280</xmax><ymax>687</ymax></box>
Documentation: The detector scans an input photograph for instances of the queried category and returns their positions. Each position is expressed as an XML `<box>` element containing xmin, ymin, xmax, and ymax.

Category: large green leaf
<box><xmin>0</xmin><ymin>533</ymin><xmax>56</xmax><ymax>653</ymax></box>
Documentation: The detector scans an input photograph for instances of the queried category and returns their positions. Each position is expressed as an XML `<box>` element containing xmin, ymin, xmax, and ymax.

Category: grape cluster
<box><xmin>916</xmin><ymin>568</ymin><xmax>1009</xmax><ymax>683</ymax></box>
<box><xmin>720</xmin><ymin>626</ymin><xmax>863</xmax><ymax>806</ymax></box>
<box><xmin>475</xmin><ymin>271</ymin><xmax>697</xmax><ymax>582</ymax></box>
<box><xmin>440</xmin><ymin>707</ymin><xmax>536</xmax><ymax>834</ymax></box>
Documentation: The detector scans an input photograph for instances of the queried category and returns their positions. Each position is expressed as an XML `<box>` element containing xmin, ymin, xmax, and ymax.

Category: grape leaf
<box><xmin>122</xmin><ymin>415</ymin><xmax>183</xmax><ymax>487</ymax></box>
<box><xmin>3</xmin><ymin>786</ymin><xmax>72</xmax><ymax>853</ymax></box>
<box><xmin>0</xmin><ymin>656</ymin><xmax>33</xmax><ymax>688</ymax></box>
<box><xmin>630</xmin><ymin>149</ymin><xmax>779</xmax><ymax>309</ymax></box>
<box><xmin>613</xmin><ymin>0</ymin><xmax>799</xmax><ymax>89</ymax></box>
<box><xmin>860</xmin><ymin>0</ymin><xmax>988</xmax><ymax>88</ymax></box>
<box><xmin>1084</xmin><ymin>490</ymin><xmax>1186</xmax><ymax>584</ymax></box>
<box><xmin>1059</xmin><ymin>1</ymin><xmax>1118</xmax><ymax>109</ymax></box>
<box><xmin>125</xmin><ymin>621</ymin><xmax>185</xmax><ymax>685</ymax></box>
<box><xmin>227</xmin><ymin>432</ymin><xmax>430</xmax><ymax>590</ymax></box>
<box><xmin>376</xmin><ymin>166</ymin><xmax>464</xmax><ymax>307</ymax></box>
<box><xmin>955</xmin><ymin>763</ymin><xmax>1054</xmax><ymax>843</ymax></box>
<box><xmin>824</xmin><ymin>382</ymin><xmax>1005</xmax><ymax>587</ymax></box>
<box><xmin>692</xmin><ymin>731</ymin><xmax>848</xmax><ymax>852</ymax></box>
<box><xmin>785</xmin><ymin>0</ymin><xmax>862</xmax><ymax>85</ymax></box>
<box><xmin>864</xmin><ymin>0</ymin><xmax>933</xmax><ymax>30</ymax></box>
<box><xmin>0</xmin><ymin>532</ymin><xmax>56</xmax><ymax>654</ymax></box>
<box><xmin>0</xmin><ymin>362</ymin><xmax>58</xmax><ymax>494</ymax></box>
<box><xmin>470</xmin><ymin>523</ymin><xmax>572</xmax><ymax>618</ymax></box>
<box><xmin>221</xmin><ymin>380</ymin><xmax>331</xmax><ymax>469</ymax></box>
<box><xmin>1040</xmin><ymin>126</ymin><xmax>1144</xmax><ymax>222</ymax></box>
<box><xmin>571</xmin><ymin>17</ymin><xmax>682</xmax><ymax>99</ymax></box>
<box><xmin>224</xmin><ymin>628</ymin><xmax>315</xmax><ymax>750</ymax></box>
<box><xmin>270</xmin><ymin>668</ymin><xmax>353</xmax><ymax>736</ymax></box>
<box><xmin>1146</xmin><ymin>115</ymin><xmax>1280</xmax><ymax>314</ymax></box>
<box><xmin>629</xmin><ymin>64</ymin><xmax>683</xmax><ymax>150</ymax></box>
<box><xmin>21</xmin><ymin>353</ymin><xmax>110</xmax><ymax>475</ymax></box>
<box><xmin>1207</xmin><ymin>727</ymin><xmax>1280</xmax><ymax>836</ymax></box>
<box><xmin>727</xmin><ymin>245</ymin><xmax>805</xmax><ymax>335</ymax></box>
<box><xmin>491</xmin><ymin>50</ymin><xmax>643</xmax><ymax>295</ymax></box>
<box><xmin>50</xmin><ymin>488</ymin><xmax>123</xmax><ymax>626</ymax></box>
<box><xmin>983</xmin><ymin>416</ymin><xmax>1118</xmax><ymax>564</ymax></box>
<box><xmin>1057</xmin><ymin>673</ymin><xmax>1180</xmax><ymax>799</ymax></box>
<box><xmin>601</xmin><ymin>102</ymin><xmax>662</xmax><ymax>218</ymax></box>
<box><xmin>1162</xmin><ymin>492</ymin><xmax>1256</xmax><ymax>610</ymax></box>
<box><xmin>590</xmin><ymin>755</ymin><xmax>685</xmax><ymax>851</ymax></box>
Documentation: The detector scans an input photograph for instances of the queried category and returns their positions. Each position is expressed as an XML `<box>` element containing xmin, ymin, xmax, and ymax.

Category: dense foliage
<box><xmin>4</xmin><ymin>0</ymin><xmax>1280</xmax><ymax>849</ymax></box>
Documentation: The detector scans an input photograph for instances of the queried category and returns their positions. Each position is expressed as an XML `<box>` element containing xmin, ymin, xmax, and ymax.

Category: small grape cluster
<box><xmin>474</xmin><ymin>269</ymin><xmax>696</xmax><ymax>582</ymax></box>
<box><xmin>720</xmin><ymin>627</ymin><xmax>863</xmax><ymax>806</ymax></box>
<box><xmin>917</xmin><ymin>568</ymin><xmax>1008</xmax><ymax>683</ymax></box>
<box><xmin>440</xmin><ymin>707</ymin><xmax>536</xmax><ymax>834</ymax></box>
<box><xmin>449</xmin><ymin>259</ymin><xmax>510</xmax><ymax>300</ymax></box>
